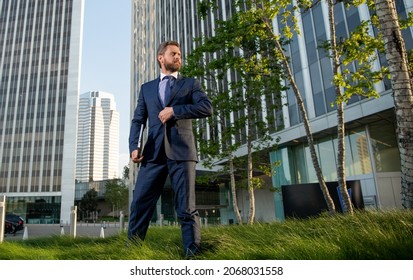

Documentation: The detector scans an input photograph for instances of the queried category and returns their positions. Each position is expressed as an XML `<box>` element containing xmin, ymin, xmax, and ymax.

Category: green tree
<box><xmin>324</xmin><ymin>0</ymin><xmax>388</xmax><ymax>214</ymax></box>
<box><xmin>251</xmin><ymin>0</ymin><xmax>390</xmax><ymax>214</ymax></box>
<box><xmin>192</xmin><ymin>0</ymin><xmax>392</xmax><ymax>216</ymax></box>
<box><xmin>104</xmin><ymin>179</ymin><xmax>129</xmax><ymax>217</ymax></box>
<box><xmin>79</xmin><ymin>188</ymin><xmax>98</xmax><ymax>221</ymax></box>
<box><xmin>183</xmin><ymin>2</ymin><xmax>284</xmax><ymax>224</ymax></box>
<box><xmin>122</xmin><ymin>165</ymin><xmax>129</xmax><ymax>180</ymax></box>
<box><xmin>242</xmin><ymin>0</ymin><xmax>337</xmax><ymax>214</ymax></box>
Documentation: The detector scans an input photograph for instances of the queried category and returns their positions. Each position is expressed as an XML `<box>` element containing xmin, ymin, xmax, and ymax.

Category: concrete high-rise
<box><xmin>0</xmin><ymin>0</ymin><xmax>83</xmax><ymax>223</ymax></box>
<box><xmin>76</xmin><ymin>91</ymin><xmax>119</xmax><ymax>183</ymax></box>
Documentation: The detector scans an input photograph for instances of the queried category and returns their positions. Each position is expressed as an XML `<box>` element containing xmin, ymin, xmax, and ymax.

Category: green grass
<box><xmin>1</xmin><ymin>210</ymin><xmax>413</xmax><ymax>260</ymax></box>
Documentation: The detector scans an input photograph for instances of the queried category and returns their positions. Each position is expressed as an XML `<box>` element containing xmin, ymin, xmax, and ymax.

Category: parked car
<box><xmin>5</xmin><ymin>220</ymin><xmax>18</xmax><ymax>234</ymax></box>
<box><xmin>5</xmin><ymin>213</ymin><xmax>24</xmax><ymax>233</ymax></box>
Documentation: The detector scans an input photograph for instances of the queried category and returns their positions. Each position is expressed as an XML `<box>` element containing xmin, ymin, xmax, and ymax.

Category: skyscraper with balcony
<box><xmin>0</xmin><ymin>0</ymin><xmax>83</xmax><ymax>223</ymax></box>
<box><xmin>131</xmin><ymin>0</ymin><xmax>413</xmax><ymax>223</ymax></box>
<box><xmin>76</xmin><ymin>91</ymin><xmax>120</xmax><ymax>183</ymax></box>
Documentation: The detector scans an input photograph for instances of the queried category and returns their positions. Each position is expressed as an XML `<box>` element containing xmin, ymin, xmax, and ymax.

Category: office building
<box><xmin>0</xmin><ymin>0</ymin><xmax>84</xmax><ymax>223</ymax></box>
<box><xmin>131</xmin><ymin>0</ymin><xmax>413</xmax><ymax>223</ymax></box>
<box><xmin>76</xmin><ymin>91</ymin><xmax>120</xmax><ymax>183</ymax></box>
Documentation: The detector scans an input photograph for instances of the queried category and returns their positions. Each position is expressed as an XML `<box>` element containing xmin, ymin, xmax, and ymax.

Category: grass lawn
<box><xmin>1</xmin><ymin>210</ymin><xmax>412</xmax><ymax>260</ymax></box>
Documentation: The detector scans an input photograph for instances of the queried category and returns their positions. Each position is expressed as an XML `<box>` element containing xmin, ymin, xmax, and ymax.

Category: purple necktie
<box><xmin>163</xmin><ymin>76</ymin><xmax>174</xmax><ymax>106</ymax></box>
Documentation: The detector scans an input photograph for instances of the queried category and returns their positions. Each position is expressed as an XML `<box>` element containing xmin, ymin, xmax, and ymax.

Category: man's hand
<box><xmin>158</xmin><ymin>107</ymin><xmax>174</xmax><ymax>124</ymax></box>
<box><xmin>131</xmin><ymin>149</ymin><xmax>144</xmax><ymax>163</ymax></box>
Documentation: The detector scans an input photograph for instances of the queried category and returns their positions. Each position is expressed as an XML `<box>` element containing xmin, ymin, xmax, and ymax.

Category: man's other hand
<box><xmin>131</xmin><ymin>149</ymin><xmax>144</xmax><ymax>163</ymax></box>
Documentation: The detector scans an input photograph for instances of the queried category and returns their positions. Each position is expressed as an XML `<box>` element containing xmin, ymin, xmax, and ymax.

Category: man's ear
<box><xmin>157</xmin><ymin>55</ymin><xmax>163</xmax><ymax>66</ymax></box>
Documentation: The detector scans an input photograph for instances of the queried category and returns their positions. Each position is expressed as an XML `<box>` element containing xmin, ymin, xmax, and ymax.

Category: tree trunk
<box><xmin>266</xmin><ymin>28</ymin><xmax>336</xmax><ymax>214</ymax></box>
<box><xmin>261</xmin><ymin>16</ymin><xmax>336</xmax><ymax>214</ymax></box>
<box><xmin>374</xmin><ymin>0</ymin><xmax>413</xmax><ymax>208</ymax></box>
<box><xmin>229</xmin><ymin>152</ymin><xmax>243</xmax><ymax>224</ymax></box>
<box><xmin>247</xmin><ymin>103</ymin><xmax>256</xmax><ymax>224</ymax></box>
<box><xmin>327</xmin><ymin>0</ymin><xmax>353</xmax><ymax>214</ymax></box>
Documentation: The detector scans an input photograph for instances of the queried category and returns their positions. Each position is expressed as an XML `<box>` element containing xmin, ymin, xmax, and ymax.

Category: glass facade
<box><xmin>270</xmin><ymin>111</ymin><xmax>402</xmax><ymax>215</ymax></box>
<box><xmin>271</xmin><ymin>119</ymin><xmax>401</xmax><ymax>190</ymax></box>
<box><xmin>6</xmin><ymin>195</ymin><xmax>61</xmax><ymax>224</ymax></box>
<box><xmin>272</xmin><ymin>127</ymin><xmax>369</xmax><ymax>184</ymax></box>
<box><xmin>369</xmin><ymin>120</ymin><xmax>401</xmax><ymax>173</ymax></box>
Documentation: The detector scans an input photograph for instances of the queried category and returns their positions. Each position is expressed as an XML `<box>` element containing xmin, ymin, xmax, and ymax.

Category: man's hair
<box><xmin>157</xmin><ymin>41</ymin><xmax>180</xmax><ymax>68</ymax></box>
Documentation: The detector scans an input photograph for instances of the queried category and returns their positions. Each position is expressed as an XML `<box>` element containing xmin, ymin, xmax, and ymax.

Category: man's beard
<box><xmin>164</xmin><ymin>61</ymin><xmax>181</xmax><ymax>72</ymax></box>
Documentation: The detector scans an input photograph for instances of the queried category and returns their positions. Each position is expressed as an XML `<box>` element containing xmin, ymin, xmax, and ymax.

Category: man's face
<box><xmin>158</xmin><ymin>45</ymin><xmax>181</xmax><ymax>73</ymax></box>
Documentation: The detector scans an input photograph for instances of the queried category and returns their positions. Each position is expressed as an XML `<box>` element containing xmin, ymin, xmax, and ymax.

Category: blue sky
<box><xmin>80</xmin><ymin>0</ymin><xmax>132</xmax><ymax>174</ymax></box>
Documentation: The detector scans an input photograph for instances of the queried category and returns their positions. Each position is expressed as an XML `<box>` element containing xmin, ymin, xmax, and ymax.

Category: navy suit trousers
<box><xmin>128</xmin><ymin>159</ymin><xmax>200</xmax><ymax>255</ymax></box>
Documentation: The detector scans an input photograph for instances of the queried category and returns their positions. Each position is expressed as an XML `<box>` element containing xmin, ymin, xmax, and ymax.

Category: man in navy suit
<box><xmin>128</xmin><ymin>41</ymin><xmax>212</xmax><ymax>257</ymax></box>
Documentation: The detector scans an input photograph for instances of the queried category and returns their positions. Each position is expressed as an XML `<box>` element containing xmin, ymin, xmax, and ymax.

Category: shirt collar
<box><xmin>160</xmin><ymin>72</ymin><xmax>178</xmax><ymax>80</ymax></box>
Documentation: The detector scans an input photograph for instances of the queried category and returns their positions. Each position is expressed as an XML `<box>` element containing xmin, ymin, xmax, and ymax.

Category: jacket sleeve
<box><xmin>172</xmin><ymin>79</ymin><xmax>213</xmax><ymax>119</ymax></box>
<box><xmin>129</xmin><ymin>85</ymin><xmax>147</xmax><ymax>155</ymax></box>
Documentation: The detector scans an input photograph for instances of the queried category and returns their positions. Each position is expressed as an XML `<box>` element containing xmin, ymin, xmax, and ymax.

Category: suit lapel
<box><xmin>148</xmin><ymin>78</ymin><xmax>163</xmax><ymax>108</ymax></box>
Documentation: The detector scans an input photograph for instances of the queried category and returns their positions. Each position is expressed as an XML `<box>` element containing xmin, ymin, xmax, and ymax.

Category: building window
<box><xmin>345</xmin><ymin>128</ymin><xmax>372</xmax><ymax>175</ymax></box>
<box><xmin>369</xmin><ymin>119</ymin><xmax>400</xmax><ymax>172</ymax></box>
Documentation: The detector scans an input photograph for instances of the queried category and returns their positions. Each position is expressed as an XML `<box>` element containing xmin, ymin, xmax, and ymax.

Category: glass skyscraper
<box><xmin>76</xmin><ymin>91</ymin><xmax>119</xmax><ymax>183</ymax></box>
<box><xmin>0</xmin><ymin>0</ymin><xmax>83</xmax><ymax>223</ymax></box>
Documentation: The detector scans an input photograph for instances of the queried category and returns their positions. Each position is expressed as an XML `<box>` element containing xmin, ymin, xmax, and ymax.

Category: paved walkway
<box><xmin>3</xmin><ymin>222</ymin><xmax>126</xmax><ymax>241</ymax></box>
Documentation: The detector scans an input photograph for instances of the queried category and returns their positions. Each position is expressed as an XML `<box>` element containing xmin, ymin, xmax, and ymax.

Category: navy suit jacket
<box><xmin>129</xmin><ymin>75</ymin><xmax>212</xmax><ymax>162</ymax></box>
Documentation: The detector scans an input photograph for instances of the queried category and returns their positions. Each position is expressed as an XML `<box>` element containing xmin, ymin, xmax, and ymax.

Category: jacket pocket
<box><xmin>177</xmin><ymin>128</ymin><xmax>193</xmax><ymax>136</ymax></box>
